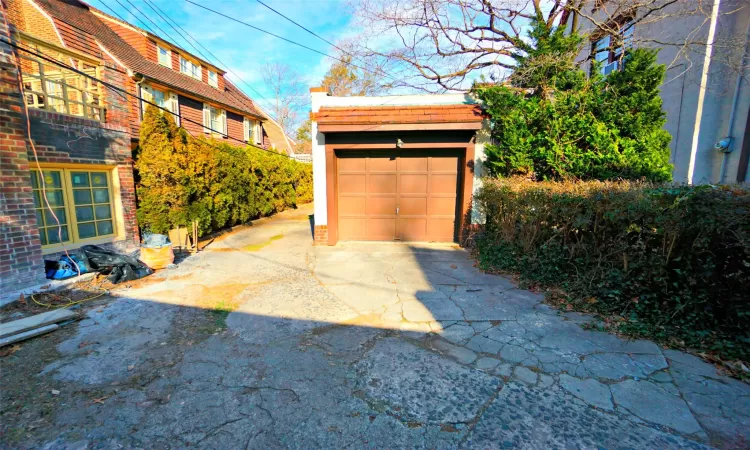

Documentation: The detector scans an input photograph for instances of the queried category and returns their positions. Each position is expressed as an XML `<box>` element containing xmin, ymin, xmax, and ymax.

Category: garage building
<box><xmin>310</xmin><ymin>88</ymin><xmax>488</xmax><ymax>245</ymax></box>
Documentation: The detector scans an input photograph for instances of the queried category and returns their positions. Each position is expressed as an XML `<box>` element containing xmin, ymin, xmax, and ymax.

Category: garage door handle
<box><xmin>396</xmin><ymin>207</ymin><xmax>399</xmax><ymax>215</ymax></box>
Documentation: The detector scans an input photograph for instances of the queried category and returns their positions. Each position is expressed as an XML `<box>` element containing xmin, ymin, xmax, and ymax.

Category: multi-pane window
<box><xmin>243</xmin><ymin>118</ymin><xmax>263</xmax><ymax>145</ymax></box>
<box><xmin>19</xmin><ymin>39</ymin><xmax>104</xmax><ymax>121</ymax></box>
<box><xmin>592</xmin><ymin>21</ymin><xmax>634</xmax><ymax>75</ymax></box>
<box><xmin>208</xmin><ymin>70</ymin><xmax>218</xmax><ymax>88</ymax></box>
<box><xmin>157</xmin><ymin>45</ymin><xmax>171</xmax><ymax>67</ymax></box>
<box><xmin>70</xmin><ymin>171</ymin><xmax>114</xmax><ymax>240</ymax></box>
<box><xmin>141</xmin><ymin>85</ymin><xmax>179</xmax><ymax>125</ymax></box>
<box><xmin>30</xmin><ymin>168</ymin><xmax>116</xmax><ymax>247</ymax></box>
<box><xmin>203</xmin><ymin>104</ymin><xmax>226</xmax><ymax>135</ymax></box>
<box><xmin>31</xmin><ymin>170</ymin><xmax>69</xmax><ymax>245</ymax></box>
<box><xmin>180</xmin><ymin>56</ymin><xmax>201</xmax><ymax>79</ymax></box>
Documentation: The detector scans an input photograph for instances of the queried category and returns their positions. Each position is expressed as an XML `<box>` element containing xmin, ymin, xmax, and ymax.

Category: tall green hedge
<box><xmin>473</xmin><ymin>29</ymin><xmax>673</xmax><ymax>182</ymax></box>
<box><xmin>473</xmin><ymin>178</ymin><xmax>750</xmax><ymax>360</ymax></box>
<box><xmin>135</xmin><ymin>106</ymin><xmax>312</xmax><ymax>236</ymax></box>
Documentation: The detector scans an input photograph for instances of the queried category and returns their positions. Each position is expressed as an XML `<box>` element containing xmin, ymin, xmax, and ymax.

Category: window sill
<box><xmin>41</xmin><ymin>235</ymin><xmax>126</xmax><ymax>256</ymax></box>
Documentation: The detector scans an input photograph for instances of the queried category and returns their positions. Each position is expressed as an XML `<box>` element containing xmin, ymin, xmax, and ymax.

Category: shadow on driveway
<box><xmin>1</xmin><ymin>204</ymin><xmax>747</xmax><ymax>449</ymax></box>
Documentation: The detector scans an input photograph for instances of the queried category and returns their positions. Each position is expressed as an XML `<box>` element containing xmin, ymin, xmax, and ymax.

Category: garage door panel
<box><xmin>400</xmin><ymin>157</ymin><xmax>428</xmax><ymax>171</ymax></box>
<box><xmin>367</xmin><ymin>196</ymin><xmax>397</xmax><ymax>215</ymax></box>
<box><xmin>431</xmin><ymin>157</ymin><xmax>459</xmax><ymax>172</ymax></box>
<box><xmin>339</xmin><ymin>174</ymin><xmax>366</xmax><ymax>194</ymax></box>
<box><xmin>427</xmin><ymin>218</ymin><xmax>455</xmax><ymax>241</ymax></box>
<box><xmin>338</xmin><ymin>157</ymin><xmax>367</xmax><ymax>172</ymax></box>
<box><xmin>427</xmin><ymin>197</ymin><xmax>457</xmax><ymax>216</ymax></box>
<box><xmin>368</xmin><ymin>218</ymin><xmax>396</xmax><ymax>240</ymax></box>
<box><xmin>340</xmin><ymin>196</ymin><xmax>366</xmax><ymax>216</ymax></box>
<box><xmin>400</xmin><ymin>174</ymin><xmax>428</xmax><ymax>194</ymax></box>
<box><xmin>369</xmin><ymin>174</ymin><xmax>398</xmax><ymax>193</ymax></box>
<box><xmin>397</xmin><ymin>218</ymin><xmax>427</xmax><ymax>241</ymax></box>
<box><xmin>429</xmin><ymin>174</ymin><xmax>458</xmax><ymax>194</ymax></box>
<box><xmin>369</xmin><ymin>157</ymin><xmax>397</xmax><ymax>172</ymax></box>
<box><xmin>340</xmin><ymin>218</ymin><xmax>368</xmax><ymax>240</ymax></box>
<box><xmin>398</xmin><ymin>197</ymin><xmax>427</xmax><ymax>216</ymax></box>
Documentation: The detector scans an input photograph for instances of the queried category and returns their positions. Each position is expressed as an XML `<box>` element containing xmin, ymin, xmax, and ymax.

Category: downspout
<box><xmin>132</xmin><ymin>72</ymin><xmax>145</xmax><ymax>121</ymax></box>
<box><xmin>686</xmin><ymin>0</ymin><xmax>721</xmax><ymax>184</ymax></box>
<box><xmin>718</xmin><ymin>18</ymin><xmax>750</xmax><ymax>183</ymax></box>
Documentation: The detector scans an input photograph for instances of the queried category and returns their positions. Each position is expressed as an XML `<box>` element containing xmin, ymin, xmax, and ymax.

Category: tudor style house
<box><xmin>0</xmin><ymin>0</ymin><xmax>276</xmax><ymax>293</ymax></box>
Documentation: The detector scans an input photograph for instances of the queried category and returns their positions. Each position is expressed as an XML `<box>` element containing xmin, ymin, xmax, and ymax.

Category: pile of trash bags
<box><xmin>45</xmin><ymin>245</ymin><xmax>153</xmax><ymax>284</ymax></box>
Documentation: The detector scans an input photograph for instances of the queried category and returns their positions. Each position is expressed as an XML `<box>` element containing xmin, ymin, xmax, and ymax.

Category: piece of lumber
<box><xmin>0</xmin><ymin>309</ymin><xmax>75</xmax><ymax>339</ymax></box>
<box><xmin>0</xmin><ymin>324</ymin><xmax>59</xmax><ymax>347</ymax></box>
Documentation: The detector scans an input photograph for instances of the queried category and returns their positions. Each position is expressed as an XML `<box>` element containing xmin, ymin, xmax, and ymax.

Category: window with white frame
<box><xmin>203</xmin><ymin>104</ymin><xmax>226</xmax><ymax>135</ymax></box>
<box><xmin>140</xmin><ymin>85</ymin><xmax>179</xmax><ymax>125</ymax></box>
<box><xmin>243</xmin><ymin>117</ymin><xmax>262</xmax><ymax>144</ymax></box>
<box><xmin>254</xmin><ymin>120</ymin><xmax>263</xmax><ymax>144</ymax></box>
<box><xmin>208</xmin><ymin>70</ymin><xmax>218</xmax><ymax>88</ymax></box>
<box><xmin>179</xmin><ymin>56</ymin><xmax>201</xmax><ymax>79</ymax></box>
<box><xmin>591</xmin><ymin>21</ymin><xmax>634</xmax><ymax>75</ymax></box>
<box><xmin>157</xmin><ymin>45</ymin><xmax>171</xmax><ymax>67</ymax></box>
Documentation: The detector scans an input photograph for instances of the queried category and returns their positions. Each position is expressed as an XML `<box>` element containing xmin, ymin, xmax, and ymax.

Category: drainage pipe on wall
<box><xmin>687</xmin><ymin>0</ymin><xmax>722</xmax><ymax>185</ymax></box>
<box><xmin>719</xmin><ymin>18</ymin><xmax>750</xmax><ymax>183</ymax></box>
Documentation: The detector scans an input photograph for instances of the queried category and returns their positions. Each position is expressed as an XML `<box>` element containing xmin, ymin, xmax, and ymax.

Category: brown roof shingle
<box><xmin>34</xmin><ymin>0</ymin><xmax>265</xmax><ymax>119</ymax></box>
<box><xmin>315</xmin><ymin>105</ymin><xmax>484</xmax><ymax>125</ymax></box>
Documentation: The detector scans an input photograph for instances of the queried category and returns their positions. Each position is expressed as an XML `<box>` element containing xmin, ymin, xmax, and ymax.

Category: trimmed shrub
<box><xmin>135</xmin><ymin>105</ymin><xmax>312</xmax><ymax>236</ymax></box>
<box><xmin>473</xmin><ymin>178</ymin><xmax>750</xmax><ymax>360</ymax></box>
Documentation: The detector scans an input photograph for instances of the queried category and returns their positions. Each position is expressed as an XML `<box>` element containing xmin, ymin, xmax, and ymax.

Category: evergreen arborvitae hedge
<box><xmin>473</xmin><ymin>19</ymin><xmax>673</xmax><ymax>182</ymax></box>
<box><xmin>134</xmin><ymin>106</ymin><xmax>312</xmax><ymax>236</ymax></box>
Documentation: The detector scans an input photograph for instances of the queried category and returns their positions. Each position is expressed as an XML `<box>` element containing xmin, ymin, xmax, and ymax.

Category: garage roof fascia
<box><xmin>312</xmin><ymin>92</ymin><xmax>484</xmax><ymax>133</ymax></box>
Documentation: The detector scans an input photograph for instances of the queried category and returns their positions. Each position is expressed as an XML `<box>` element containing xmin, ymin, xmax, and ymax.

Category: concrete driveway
<box><xmin>1</xmin><ymin>203</ymin><xmax>748</xmax><ymax>449</ymax></box>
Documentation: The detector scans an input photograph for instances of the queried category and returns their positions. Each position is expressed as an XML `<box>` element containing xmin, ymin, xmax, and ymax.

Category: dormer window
<box><xmin>157</xmin><ymin>45</ymin><xmax>171</xmax><ymax>67</ymax></box>
<box><xmin>208</xmin><ymin>70</ymin><xmax>218</xmax><ymax>88</ymax></box>
<box><xmin>180</xmin><ymin>56</ymin><xmax>200</xmax><ymax>79</ymax></box>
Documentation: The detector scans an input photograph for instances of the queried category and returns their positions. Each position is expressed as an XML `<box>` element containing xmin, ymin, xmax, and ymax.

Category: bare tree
<box><xmin>350</xmin><ymin>0</ymin><xmax>746</xmax><ymax>92</ymax></box>
<box><xmin>321</xmin><ymin>39</ymin><xmax>393</xmax><ymax>96</ymax></box>
<box><xmin>261</xmin><ymin>62</ymin><xmax>306</xmax><ymax>134</ymax></box>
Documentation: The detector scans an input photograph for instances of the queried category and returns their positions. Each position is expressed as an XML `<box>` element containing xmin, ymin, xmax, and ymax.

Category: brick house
<box><xmin>0</xmin><ymin>0</ymin><xmax>271</xmax><ymax>293</ymax></box>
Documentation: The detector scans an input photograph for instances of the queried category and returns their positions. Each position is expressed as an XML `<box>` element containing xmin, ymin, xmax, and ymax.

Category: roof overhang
<box><xmin>318</xmin><ymin>122</ymin><xmax>483</xmax><ymax>133</ymax></box>
<box><xmin>315</xmin><ymin>104</ymin><xmax>484</xmax><ymax>134</ymax></box>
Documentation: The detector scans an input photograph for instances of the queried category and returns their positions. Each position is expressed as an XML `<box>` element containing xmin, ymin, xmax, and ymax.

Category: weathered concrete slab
<box><xmin>610</xmin><ymin>380</ymin><xmax>703</xmax><ymax>435</ymax></box>
<box><xmin>559</xmin><ymin>374</ymin><xmax>614</xmax><ymax>411</ymax></box>
<box><xmin>354</xmin><ymin>338</ymin><xmax>500</xmax><ymax>423</ymax></box>
<box><xmin>467</xmin><ymin>382</ymin><xmax>709</xmax><ymax>449</ymax></box>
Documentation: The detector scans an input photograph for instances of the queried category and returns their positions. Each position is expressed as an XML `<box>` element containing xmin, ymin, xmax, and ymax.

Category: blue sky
<box><xmin>87</xmin><ymin>0</ymin><xmax>354</xmax><ymax>113</ymax></box>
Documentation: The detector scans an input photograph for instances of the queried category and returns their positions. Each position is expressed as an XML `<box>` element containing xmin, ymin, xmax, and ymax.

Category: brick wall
<box><xmin>0</xmin><ymin>4</ymin><xmax>47</xmax><ymax>292</ymax></box>
<box><xmin>313</xmin><ymin>225</ymin><xmax>328</xmax><ymax>246</ymax></box>
<box><xmin>7</xmin><ymin>0</ymin><xmax>61</xmax><ymax>46</ymax></box>
<box><xmin>1</xmin><ymin>4</ymin><xmax>139</xmax><ymax>292</ymax></box>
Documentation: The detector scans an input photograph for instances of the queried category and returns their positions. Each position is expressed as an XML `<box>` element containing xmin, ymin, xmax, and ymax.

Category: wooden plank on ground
<box><xmin>0</xmin><ymin>324</ymin><xmax>59</xmax><ymax>347</ymax></box>
<box><xmin>0</xmin><ymin>309</ymin><xmax>75</xmax><ymax>339</ymax></box>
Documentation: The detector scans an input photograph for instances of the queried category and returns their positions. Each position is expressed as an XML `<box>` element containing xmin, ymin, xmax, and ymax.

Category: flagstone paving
<box><xmin>1</xmin><ymin>203</ymin><xmax>747</xmax><ymax>449</ymax></box>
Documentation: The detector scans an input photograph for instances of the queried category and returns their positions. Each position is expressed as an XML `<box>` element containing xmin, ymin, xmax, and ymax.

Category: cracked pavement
<box><xmin>1</xmin><ymin>203</ymin><xmax>748</xmax><ymax>449</ymax></box>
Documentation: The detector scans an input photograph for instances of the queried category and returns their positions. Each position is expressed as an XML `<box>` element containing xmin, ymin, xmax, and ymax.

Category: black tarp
<box><xmin>80</xmin><ymin>245</ymin><xmax>153</xmax><ymax>284</ymax></box>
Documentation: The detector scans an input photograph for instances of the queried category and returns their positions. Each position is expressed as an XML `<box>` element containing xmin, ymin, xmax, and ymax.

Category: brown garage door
<box><xmin>337</xmin><ymin>150</ymin><xmax>460</xmax><ymax>242</ymax></box>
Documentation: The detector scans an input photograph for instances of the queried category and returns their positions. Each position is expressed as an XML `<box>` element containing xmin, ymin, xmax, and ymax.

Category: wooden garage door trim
<box><xmin>325</xmin><ymin>142</ymin><xmax>475</xmax><ymax>246</ymax></box>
